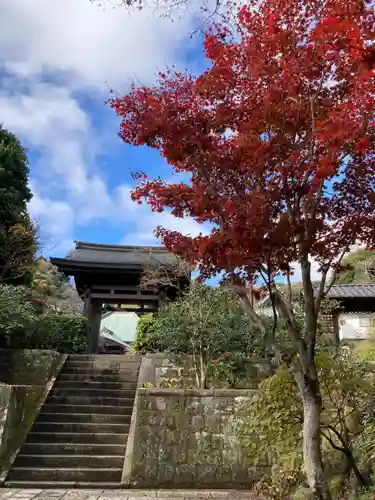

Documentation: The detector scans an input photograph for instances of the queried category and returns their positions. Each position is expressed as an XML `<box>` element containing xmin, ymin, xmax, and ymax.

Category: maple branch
<box><xmin>300</xmin><ymin>257</ymin><xmax>317</xmax><ymax>364</ymax></box>
<box><xmin>321</xmin><ymin>430</ymin><xmax>347</xmax><ymax>454</ymax></box>
<box><xmin>324</xmin><ymin>246</ymin><xmax>350</xmax><ymax>296</ymax></box>
<box><xmin>314</xmin><ymin>266</ymin><xmax>329</xmax><ymax>317</ymax></box>
<box><xmin>225</xmin><ymin>281</ymin><xmax>268</xmax><ymax>334</ymax></box>
<box><xmin>139</xmin><ymin>252</ymin><xmax>192</xmax><ymax>291</ymax></box>
<box><xmin>286</xmin><ymin>265</ymin><xmax>293</xmax><ymax>305</ymax></box>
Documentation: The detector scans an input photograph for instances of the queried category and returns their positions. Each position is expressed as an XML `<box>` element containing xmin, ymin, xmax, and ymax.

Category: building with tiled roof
<box><xmin>255</xmin><ymin>283</ymin><xmax>375</xmax><ymax>343</ymax></box>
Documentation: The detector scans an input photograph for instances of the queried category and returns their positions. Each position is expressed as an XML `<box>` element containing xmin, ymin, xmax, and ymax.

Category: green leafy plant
<box><xmin>210</xmin><ymin>351</ymin><xmax>261</xmax><ymax>388</ymax></box>
<box><xmin>238</xmin><ymin>347</ymin><xmax>375</xmax><ymax>499</ymax></box>
<box><xmin>0</xmin><ymin>126</ymin><xmax>36</xmax><ymax>286</ymax></box>
<box><xmin>133</xmin><ymin>313</ymin><xmax>160</xmax><ymax>354</ymax></box>
<box><xmin>32</xmin><ymin>313</ymin><xmax>88</xmax><ymax>353</ymax></box>
<box><xmin>0</xmin><ymin>284</ymin><xmax>36</xmax><ymax>347</ymax></box>
<box><xmin>154</xmin><ymin>282</ymin><xmax>267</xmax><ymax>388</ymax></box>
<box><xmin>142</xmin><ymin>381</ymin><xmax>155</xmax><ymax>388</ymax></box>
<box><xmin>0</xmin><ymin>283</ymin><xmax>87</xmax><ymax>352</ymax></box>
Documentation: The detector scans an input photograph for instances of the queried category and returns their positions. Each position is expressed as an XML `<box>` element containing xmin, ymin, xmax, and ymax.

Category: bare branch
<box><xmin>324</xmin><ymin>246</ymin><xmax>350</xmax><ymax>296</ymax></box>
<box><xmin>138</xmin><ymin>251</ymin><xmax>193</xmax><ymax>292</ymax></box>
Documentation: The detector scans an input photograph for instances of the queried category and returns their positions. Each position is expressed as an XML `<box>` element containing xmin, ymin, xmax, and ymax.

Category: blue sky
<box><xmin>0</xmin><ymin>0</ymin><xmax>210</xmax><ymax>258</ymax></box>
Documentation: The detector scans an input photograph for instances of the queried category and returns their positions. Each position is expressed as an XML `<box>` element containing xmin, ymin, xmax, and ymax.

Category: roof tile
<box><xmin>327</xmin><ymin>284</ymin><xmax>375</xmax><ymax>298</ymax></box>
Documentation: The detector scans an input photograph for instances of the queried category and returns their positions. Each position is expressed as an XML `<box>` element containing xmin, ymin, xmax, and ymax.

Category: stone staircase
<box><xmin>5</xmin><ymin>354</ymin><xmax>140</xmax><ymax>489</ymax></box>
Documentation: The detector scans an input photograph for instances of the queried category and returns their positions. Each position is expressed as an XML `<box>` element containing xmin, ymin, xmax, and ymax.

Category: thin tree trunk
<box><xmin>345</xmin><ymin>449</ymin><xmax>368</xmax><ymax>488</ymax></box>
<box><xmin>297</xmin><ymin>376</ymin><xmax>332</xmax><ymax>500</ymax></box>
<box><xmin>338</xmin><ymin>455</ymin><xmax>351</xmax><ymax>494</ymax></box>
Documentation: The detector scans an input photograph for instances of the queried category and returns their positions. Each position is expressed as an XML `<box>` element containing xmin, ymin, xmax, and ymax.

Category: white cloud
<box><xmin>0</xmin><ymin>0</ymin><xmax>199</xmax><ymax>252</ymax></box>
<box><xmin>119</xmin><ymin>196</ymin><xmax>210</xmax><ymax>246</ymax></box>
<box><xmin>0</xmin><ymin>0</ymin><xmax>194</xmax><ymax>91</ymax></box>
<box><xmin>29</xmin><ymin>188</ymin><xmax>75</xmax><ymax>255</ymax></box>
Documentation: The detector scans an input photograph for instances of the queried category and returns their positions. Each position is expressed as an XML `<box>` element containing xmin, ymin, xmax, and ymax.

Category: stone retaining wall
<box><xmin>123</xmin><ymin>386</ymin><xmax>257</xmax><ymax>488</ymax></box>
<box><xmin>0</xmin><ymin>350</ymin><xmax>66</xmax><ymax>482</ymax></box>
<box><xmin>139</xmin><ymin>353</ymin><xmax>272</xmax><ymax>390</ymax></box>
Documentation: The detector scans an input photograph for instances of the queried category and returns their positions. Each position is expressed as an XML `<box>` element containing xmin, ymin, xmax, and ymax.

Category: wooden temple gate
<box><xmin>51</xmin><ymin>241</ymin><xmax>189</xmax><ymax>353</ymax></box>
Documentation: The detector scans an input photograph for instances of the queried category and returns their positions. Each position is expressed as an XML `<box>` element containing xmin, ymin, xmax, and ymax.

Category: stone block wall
<box><xmin>124</xmin><ymin>387</ymin><xmax>258</xmax><ymax>488</ymax></box>
<box><xmin>0</xmin><ymin>350</ymin><xmax>66</xmax><ymax>482</ymax></box>
<box><xmin>142</xmin><ymin>353</ymin><xmax>272</xmax><ymax>390</ymax></box>
<box><xmin>0</xmin><ymin>350</ymin><xmax>65</xmax><ymax>386</ymax></box>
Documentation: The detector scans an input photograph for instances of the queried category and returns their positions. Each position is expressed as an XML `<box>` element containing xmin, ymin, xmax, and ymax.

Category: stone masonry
<box><xmin>5</xmin><ymin>355</ymin><xmax>141</xmax><ymax>488</ymax></box>
<box><xmin>0</xmin><ymin>489</ymin><xmax>261</xmax><ymax>500</ymax></box>
<box><xmin>125</xmin><ymin>388</ymin><xmax>257</xmax><ymax>488</ymax></box>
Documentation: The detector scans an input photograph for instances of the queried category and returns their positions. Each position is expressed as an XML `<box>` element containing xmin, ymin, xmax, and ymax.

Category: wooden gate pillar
<box><xmin>87</xmin><ymin>298</ymin><xmax>102</xmax><ymax>354</ymax></box>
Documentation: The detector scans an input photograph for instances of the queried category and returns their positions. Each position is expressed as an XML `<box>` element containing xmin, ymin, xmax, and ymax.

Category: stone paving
<box><xmin>0</xmin><ymin>490</ymin><xmax>260</xmax><ymax>500</ymax></box>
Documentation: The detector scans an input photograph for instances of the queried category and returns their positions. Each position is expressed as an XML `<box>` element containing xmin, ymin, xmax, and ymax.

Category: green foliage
<box><xmin>354</xmin><ymin>486</ymin><xmax>375</xmax><ymax>500</ymax></box>
<box><xmin>210</xmin><ymin>351</ymin><xmax>261</xmax><ymax>388</ymax></box>
<box><xmin>355</xmin><ymin>341</ymin><xmax>375</xmax><ymax>362</ymax></box>
<box><xmin>0</xmin><ymin>216</ymin><xmax>37</xmax><ymax>286</ymax></box>
<box><xmin>32</xmin><ymin>258</ymin><xmax>69</xmax><ymax>297</ymax></box>
<box><xmin>0</xmin><ymin>125</ymin><xmax>32</xmax><ymax>221</ymax></box>
<box><xmin>133</xmin><ymin>313</ymin><xmax>160</xmax><ymax>354</ymax></box>
<box><xmin>0</xmin><ymin>127</ymin><xmax>36</xmax><ymax>286</ymax></box>
<box><xmin>32</xmin><ymin>313</ymin><xmax>87</xmax><ymax>353</ymax></box>
<box><xmin>0</xmin><ymin>284</ymin><xmax>36</xmax><ymax>347</ymax></box>
<box><xmin>238</xmin><ymin>366</ymin><xmax>303</xmax><ymax>473</ymax></box>
<box><xmin>319</xmin><ymin>298</ymin><xmax>342</xmax><ymax>315</ymax></box>
<box><xmin>0</xmin><ymin>284</ymin><xmax>87</xmax><ymax>353</ymax></box>
<box><xmin>337</xmin><ymin>249</ymin><xmax>375</xmax><ymax>284</ymax></box>
<box><xmin>154</xmin><ymin>283</ymin><xmax>266</xmax><ymax>388</ymax></box>
<box><xmin>238</xmin><ymin>347</ymin><xmax>375</xmax><ymax>499</ymax></box>
<box><xmin>31</xmin><ymin>258</ymin><xmax>82</xmax><ymax>312</ymax></box>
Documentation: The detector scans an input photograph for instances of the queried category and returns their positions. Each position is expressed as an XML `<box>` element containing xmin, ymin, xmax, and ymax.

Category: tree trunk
<box><xmin>199</xmin><ymin>350</ymin><xmax>206</xmax><ymax>389</ymax></box>
<box><xmin>345</xmin><ymin>449</ymin><xmax>368</xmax><ymax>488</ymax></box>
<box><xmin>297</xmin><ymin>377</ymin><xmax>332</xmax><ymax>500</ymax></box>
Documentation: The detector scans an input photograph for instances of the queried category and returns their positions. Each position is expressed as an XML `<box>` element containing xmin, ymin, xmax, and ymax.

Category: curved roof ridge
<box><xmin>74</xmin><ymin>241</ymin><xmax>168</xmax><ymax>253</ymax></box>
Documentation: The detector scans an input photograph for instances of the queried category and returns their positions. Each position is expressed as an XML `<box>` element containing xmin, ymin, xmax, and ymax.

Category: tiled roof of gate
<box><xmin>54</xmin><ymin>241</ymin><xmax>179</xmax><ymax>267</ymax></box>
<box><xmin>326</xmin><ymin>284</ymin><xmax>375</xmax><ymax>298</ymax></box>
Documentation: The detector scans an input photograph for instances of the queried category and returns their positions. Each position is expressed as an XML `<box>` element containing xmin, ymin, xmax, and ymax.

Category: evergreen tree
<box><xmin>0</xmin><ymin>125</ymin><xmax>32</xmax><ymax>222</ymax></box>
<box><xmin>0</xmin><ymin>125</ymin><xmax>36</xmax><ymax>285</ymax></box>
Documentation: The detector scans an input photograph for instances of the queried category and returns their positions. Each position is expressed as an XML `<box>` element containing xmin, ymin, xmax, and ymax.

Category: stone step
<box><xmin>32</xmin><ymin>421</ymin><xmax>130</xmax><ymax>434</ymax></box>
<box><xmin>37</xmin><ymin>412</ymin><xmax>131</xmax><ymax>424</ymax></box>
<box><xmin>5</xmin><ymin>480</ymin><xmax>120</xmax><ymax>489</ymax></box>
<box><xmin>62</xmin><ymin>366</ymin><xmax>139</xmax><ymax>376</ymax></box>
<box><xmin>64</xmin><ymin>360</ymin><xmax>140</xmax><ymax>370</ymax></box>
<box><xmin>7</xmin><ymin>467</ymin><xmax>122</xmax><ymax>483</ymax></box>
<box><xmin>55</xmin><ymin>379</ymin><xmax>137</xmax><ymax>390</ymax></box>
<box><xmin>58</xmin><ymin>372</ymin><xmax>139</xmax><ymax>383</ymax></box>
<box><xmin>50</xmin><ymin>387</ymin><xmax>136</xmax><ymax>398</ymax></box>
<box><xmin>47</xmin><ymin>395</ymin><xmax>135</xmax><ymax>406</ymax></box>
<box><xmin>26</xmin><ymin>432</ymin><xmax>128</xmax><ymax>445</ymax></box>
<box><xmin>42</xmin><ymin>404</ymin><xmax>133</xmax><ymax>415</ymax></box>
<box><xmin>68</xmin><ymin>354</ymin><xmax>140</xmax><ymax>362</ymax></box>
<box><xmin>22</xmin><ymin>442</ymin><xmax>126</xmax><ymax>456</ymax></box>
<box><xmin>15</xmin><ymin>454</ymin><xmax>124</xmax><ymax>468</ymax></box>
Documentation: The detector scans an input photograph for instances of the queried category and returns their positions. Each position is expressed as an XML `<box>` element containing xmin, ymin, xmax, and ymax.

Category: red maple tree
<box><xmin>110</xmin><ymin>0</ymin><xmax>375</xmax><ymax>497</ymax></box>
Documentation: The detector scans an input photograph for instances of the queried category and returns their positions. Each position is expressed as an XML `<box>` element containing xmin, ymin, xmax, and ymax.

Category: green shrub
<box><xmin>32</xmin><ymin>313</ymin><xmax>88</xmax><ymax>353</ymax></box>
<box><xmin>133</xmin><ymin>313</ymin><xmax>160</xmax><ymax>354</ymax></box>
<box><xmin>0</xmin><ymin>284</ymin><xmax>36</xmax><ymax>348</ymax></box>
<box><xmin>0</xmin><ymin>283</ymin><xmax>87</xmax><ymax>352</ymax></box>
<box><xmin>238</xmin><ymin>347</ymin><xmax>375</xmax><ymax>499</ymax></box>
<box><xmin>210</xmin><ymin>351</ymin><xmax>262</xmax><ymax>388</ymax></box>
<box><xmin>153</xmin><ymin>283</ymin><xmax>270</xmax><ymax>388</ymax></box>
